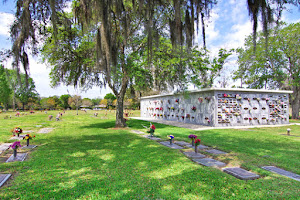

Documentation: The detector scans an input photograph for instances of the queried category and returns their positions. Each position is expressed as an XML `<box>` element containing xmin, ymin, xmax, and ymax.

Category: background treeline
<box><xmin>0</xmin><ymin>66</ymin><xmax>139</xmax><ymax>111</ymax></box>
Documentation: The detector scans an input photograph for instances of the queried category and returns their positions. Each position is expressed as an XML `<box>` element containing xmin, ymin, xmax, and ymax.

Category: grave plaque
<box><xmin>132</xmin><ymin>130</ymin><xmax>145</xmax><ymax>134</ymax></box>
<box><xmin>6</xmin><ymin>153</ymin><xmax>27</xmax><ymax>163</ymax></box>
<box><xmin>205</xmin><ymin>149</ymin><xmax>227</xmax><ymax>155</ymax></box>
<box><xmin>0</xmin><ymin>143</ymin><xmax>12</xmax><ymax>154</ymax></box>
<box><xmin>159</xmin><ymin>141</ymin><xmax>184</xmax><ymax>149</ymax></box>
<box><xmin>262</xmin><ymin>166</ymin><xmax>300</xmax><ymax>182</ymax></box>
<box><xmin>193</xmin><ymin>158</ymin><xmax>226</xmax><ymax>167</ymax></box>
<box><xmin>22</xmin><ymin>145</ymin><xmax>37</xmax><ymax>149</ymax></box>
<box><xmin>141</xmin><ymin>135</ymin><xmax>161</xmax><ymax>141</ymax></box>
<box><xmin>223</xmin><ymin>167</ymin><xmax>260</xmax><ymax>180</ymax></box>
<box><xmin>183</xmin><ymin>151</ymin><xmax>206</xmax><ymax>159</ymax></box>
<box><xmin>0</xmin><ymin>174</ymin><xmax>11</xmax><ymax>188</ymax></box>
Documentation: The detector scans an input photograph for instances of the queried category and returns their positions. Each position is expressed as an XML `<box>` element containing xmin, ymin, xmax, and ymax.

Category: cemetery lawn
<box><xmin>0</xmin><ymin>110</ymin><xmax>299</xmax><ymax>199</ymax></box>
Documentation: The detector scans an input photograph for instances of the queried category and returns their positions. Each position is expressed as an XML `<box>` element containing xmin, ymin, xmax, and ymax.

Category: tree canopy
<box><xmin>7</xmin><ymin>0</ymin><xmax>300</xmax><ymax>126</ymax></box>
<box><xmin>234</xmin><ymin>22</ymin><xmax>300</xmax><ymax>118</ymax></box>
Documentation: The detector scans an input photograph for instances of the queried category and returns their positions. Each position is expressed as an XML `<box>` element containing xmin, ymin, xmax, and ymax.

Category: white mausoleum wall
<box><xmin>140</xmin><ymin>88</ymin><xmax>292</xmax><ymax>127</ymax></box>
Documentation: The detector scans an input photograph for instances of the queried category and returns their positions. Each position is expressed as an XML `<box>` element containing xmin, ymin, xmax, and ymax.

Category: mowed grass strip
<box><xmin>0</xmin><ymin>110</ymin><xmax>299</xmax><ymax>199</ymax></box>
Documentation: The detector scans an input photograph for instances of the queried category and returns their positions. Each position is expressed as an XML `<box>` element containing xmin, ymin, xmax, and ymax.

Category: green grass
<box><xmin>0</xmin><ymin>110</ymin><xmax>299</xmax><ymax>199</ymax></box>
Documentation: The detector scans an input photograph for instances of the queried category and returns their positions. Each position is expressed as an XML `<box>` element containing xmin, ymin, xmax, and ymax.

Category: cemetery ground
<box><xmin>0</xmin><ymin>110</ymin><xmax>299</xmax><ymax>199</ymax></box>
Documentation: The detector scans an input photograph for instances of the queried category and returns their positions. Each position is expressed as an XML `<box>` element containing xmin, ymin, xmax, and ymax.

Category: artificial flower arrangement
<box><xmin>168</xmin><ymin>135</ymin><xmax>175</xmax><ymax>145</ymax></box>
<box><xmin>160</xmin><ymin>107</ymin><xmax>163</xmax><ymax>111</ymax></box>
<box><xmin>171</xmin><ymin>107</ymin><xmax>175</xmax><ymax>110</ymax></box>
<box><xmin>235</xmin><ymin>94</ymin><xmax>242</xmax><ymax>100</ymax></box>
<box><xmin>13</xmin><ymin>127</ymin><xmax>23</xmax><ymax>137</ymax></box>
<box><xmin>181</xmin><ymin>116</ymin><xmax>185</xmax><ymax>119</ymax></box>
<box><xmin>23</xmin><ymin>134</ymin><xmax>35</xmax><ymax>146</ymax></box>
<box><xmin>223</xmin><ymin>93</ymin><xmax>228</xmax><ymax>97</ymax></box>
<box><xmin>194</xmin><ymin>138</ymin><xmax>201</xmax><ymax>153</ymax></box>
<box><xmin>207</xmin><ymin>119</ymin><xmax>211</xmax><ymax>123</ymax></box>
<box><xmin>188</xmin><ymin>134</ymin><xmax>197</xmax><ymax>146</ymax></box>
<box><xmin>155</xmin><ymin>107</ymin><xmax>159</xmax><ymax>110</ymax></box>
<box><xmin>198</xmin><ymin>97</ymin><xmax>203</xmax><ymax>103</ymax></box>
<box><xmin>191</xmin><ymin>106</ymin><xmax>196</xmax><ymax>112</ymax></box>
<box><xmin>160</xmin><ymin>114</ymin><xmax>163</xmax><ymax>117</ymax></box>
<box><xmin>205</xmin><ymin>96</ymin><xmax>211</xmax><ymax>101</ymax></box>
<box><xmin>175</xmin><ymin>99</ymin><xmax>179</xmax><ymax>103</ymax></box>
<box><xmin>147</xmin><ymin>124</ymin><xmax>156</xmax><ymax>136</ymax></box>
<box><xmin>153</xmin><ymin>113</ymin><xmax>156</xmax><ymax>117</ymax></box>
<box><xmin>9</xmin><ymin>141</ymin><xmax>21</xmax><ymax>157</ymax></box>
<box><xmin>186</xmin><ymin>114</ymin><xmax>190</xmax><ymax>119</ymax></box>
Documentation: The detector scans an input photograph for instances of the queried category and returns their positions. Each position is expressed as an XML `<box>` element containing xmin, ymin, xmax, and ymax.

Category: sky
<box><xmin>0</xmin><ymin>0</ymin><xmax>299</xmax><ymax>98</ymax></box>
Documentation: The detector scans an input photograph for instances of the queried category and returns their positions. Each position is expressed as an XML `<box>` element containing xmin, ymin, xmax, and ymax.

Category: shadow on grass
<box><xmin>3</xmin><ymin>131</ymin><xmax>298</xmax><ymax>200</ymax></box>
<box><xmin>1</xmin><ymin>119</ymin><xmax>299</xmax><ymax>199</ymax></box>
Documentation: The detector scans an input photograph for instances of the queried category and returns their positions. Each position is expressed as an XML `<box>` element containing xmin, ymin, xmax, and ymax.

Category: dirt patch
<box><xmin>109</xmin><ymin>128</ymin><xmax>129</xmax><ymax>130</ymax></box>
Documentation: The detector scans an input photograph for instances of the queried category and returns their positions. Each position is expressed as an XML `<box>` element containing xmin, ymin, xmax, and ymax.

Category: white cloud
<box><xmin>0</xmin><ymin>12</ymin><xmax>14</xmax><ymax>36</ymax></box>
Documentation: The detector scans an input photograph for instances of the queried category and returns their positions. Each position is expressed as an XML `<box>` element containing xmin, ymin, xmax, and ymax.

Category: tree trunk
<box><xmin>291</xmin><ymin>87</ymin><xmax>300</xmax><ymax>119</ymax></box>
<box><xmin>115</xmin><ymin>95</ymin><xmax>126</xmax><ymax>127</ymax></box>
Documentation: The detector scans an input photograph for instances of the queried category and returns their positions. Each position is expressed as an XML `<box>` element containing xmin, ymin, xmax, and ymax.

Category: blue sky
<box><xmin>0</xmin><ymin>0</ymin><xmax>299</xmax><ymax>98</ymax></box>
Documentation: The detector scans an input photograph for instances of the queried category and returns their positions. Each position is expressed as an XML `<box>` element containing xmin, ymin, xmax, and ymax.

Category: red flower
<box><xmin>195</xmin><ymin>139</ymin><xmax>201</xmax><ymax>146</ymax></box>
<box><xmin>150</xmin><ymin>124</ymin><xmax>156</xmax><ymax>130</ymax></box>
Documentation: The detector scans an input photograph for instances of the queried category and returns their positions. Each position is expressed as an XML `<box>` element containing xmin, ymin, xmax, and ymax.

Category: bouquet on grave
<box><xmin>23</xmin><ymin>134</ymin><xmax>35</xmax><ymax>146</ymax></box>
<box><xmin>13</xmin><ymin>127</ymin><xmax>23</xmax><ymax>137</ymax></box>
<box><xmin>9</xmin><ymin>141</ymin><xmax>22</xmax><ymax>157</ymax></box>
<box><xmin>168</xmin><ymin>135</ymin><xmax>175</xmax><ymax>145</ymax></box>
<box><xmin>147</xmin><ymin>123</ymin><xmax>156</xmax><ymax>136</ymax></box>
<box><xmin>23</xmin><ymin>134</ymin><xmax>35</xmax><ymax>140</ymax></box>
<box><xmin>188</xmin><ymin>134</ymin><xmax>197</xmax><ymax>146</ymax></box>
<box><xmin>195</xmin><ymin>138</ymin><xmax>201</xmax><ymax>146</ymax></box>
<box><xmin>9</xmin><ymin>141</ymin><xmax>22</xmax><ymax>150</ymax></box>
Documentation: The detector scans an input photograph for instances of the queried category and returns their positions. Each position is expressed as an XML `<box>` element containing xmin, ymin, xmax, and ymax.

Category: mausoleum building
<box><xmin>140</xmin><ymin>88</ymin><xmax>292</xmax><ymax>127</ymax></box>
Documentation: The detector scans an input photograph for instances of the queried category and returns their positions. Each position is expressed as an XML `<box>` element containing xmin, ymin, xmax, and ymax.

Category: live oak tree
<box><xmin>8</xmin><ymin>0</ymin><xmax>300</xmax><ymax>126</ymax></box>
<box><xmin>234</xmin><ymin>22</ymin><xmax>300</xmax><ymax>119</ymax></box>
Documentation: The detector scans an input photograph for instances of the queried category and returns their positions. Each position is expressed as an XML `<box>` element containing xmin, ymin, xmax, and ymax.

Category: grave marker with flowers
<box><xmin>9</xmin><ymin>141</ymin><xmax>21</xmax><ymax>157</ymax></box>
<box><xmin>188</xmin><ymin>134</ymin><xmax>197</xmax><ymax>146</ymax></box>
<box><xmin>23</xmin><ymin>134</ymin><xmax>35</xmax><ymax>146</ymax></box>
<box><xmin>194</xmin><ymin>138</ymin><xmax>201</xmax><ymax>153</ymax></box>
<box><xmin>147</xmin><ymin>124</ymin><xmax>156</xmax><ymax>137</ymax></box>
<box><xmin>168</xmin><ymin>135</ymin><xmax>174</xmax><ymax>145</ymax></box>
<box><xmin>13</xmin><ymin>127</ymin><xmax>22</xmax><ymax>137</ymax></box>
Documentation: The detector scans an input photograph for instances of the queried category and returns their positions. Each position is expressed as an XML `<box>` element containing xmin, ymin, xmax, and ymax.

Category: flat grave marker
<box><xmin>23</xmin><ymin>130</ymin><xmax>34</xmax><ymax>133</ymax></box>
<box><xmin>159</xmin><ymin>141</ymin><xmax>184</xmax><ymax>149</ymax></box>
<box><xmin>175</xmin><ymin>141</ymin><xmax>191</xmax><ymax>146</ymax></box>
<box><xmin>262</xmin><ymin>166</ymin><xmax>300</xmax><ymax>182</ymax></box>
<box><xmin>0</xmin><ymin>174</ymin><xmax>11</xmax><ymax>188</ymax></box>
<box><xmin>37</xmin><ymin>128</ymin><xmax>54</xmax><ymax>134</ymax></box>
<box><xmin>22</xmin><ymin>145</ymin><xmax>37</xmax><ymax>149</ymax></box>
<box><xmin>9</xmin><ymin>135</ymin><xmax>25</xmax><ymax>140</ymax></box>
<box><xmin>205</xmin><ymin>149</ymin><xmax>228</xmax><ymax>155</ymax></box>
<box><xmin>223</xmin><ymin>167</ymin><xmax>260</xmax><ymax>180</ymax></box>
<box><xmin>193</xmin><ymin>158</ymin><xmax>226</xmax><ymax>168</ymax></box>
<box><xmin>132</xmin><ymin>130</ymin><xmax>145</xmax><ymax>134</ymax></box>
<box><xmin>6</xmin><ymin>153</ymin><xmax>27</xmax><ymax>163</ymax></box>
<box><xmin>0</xmin><ymin>143</ymin><xmax>12</xmax><ymax>154</ymax></box>
<box><xmin>141</xmin><ymin>135</ymin><xmax>161</xmax><ymax>141</ymax></box>
<box><xmin>183</xmin><ymin>151</ymin><xmax>206</xmax><ymax>159</ymax></box>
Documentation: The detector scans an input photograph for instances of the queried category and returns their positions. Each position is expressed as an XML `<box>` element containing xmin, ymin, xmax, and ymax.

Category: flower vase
<box><xmin>169</xmin><ymin>139</ymin><xmax>173</xmax><ymax>145</ymax></box>
<box><xmin>13</xmin><ymin>149</ymin><xmax>17</xmax><ymax>157</ymax></box>
<box><xmin>27</xmin><ymin>139</ymin><xmax>29</xmax><ymax>146</ymax></box>
<box><xmin>192</xmin><ymin>140</ymin><xmax>194</xmax><ymax>146</ymax></box>
<box><xmin>195</xmin><ymin>145</ymin><xmax>198</xmax><ymax>153</ymax></box>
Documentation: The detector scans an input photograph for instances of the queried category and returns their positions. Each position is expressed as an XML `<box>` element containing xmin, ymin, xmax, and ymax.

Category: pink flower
<box><xmin>9</xmin><ymin>141</ymin><xmax>21</xmax><ymax>149</ymax></box>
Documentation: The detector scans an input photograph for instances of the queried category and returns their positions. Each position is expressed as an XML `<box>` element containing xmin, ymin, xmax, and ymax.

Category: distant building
<box><xmin>140</xmin><ymin>88</ymin><xmax>292</xmax><ymax>127</ymax></box>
